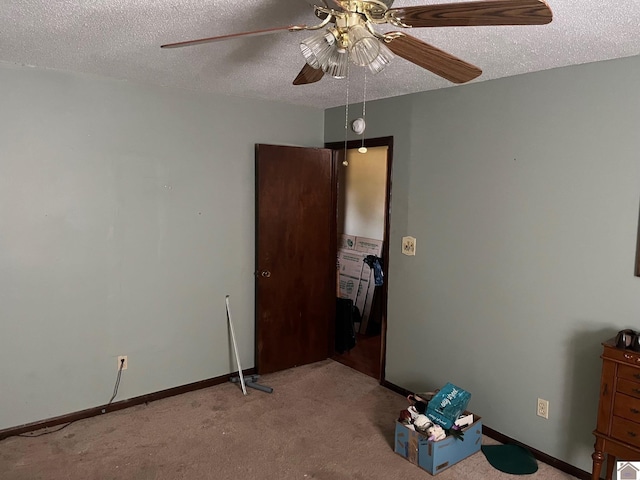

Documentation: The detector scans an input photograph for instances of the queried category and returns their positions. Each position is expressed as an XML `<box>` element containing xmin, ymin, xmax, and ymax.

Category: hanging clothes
<box><xmin>364</xmin><ymin>255</ymin><xmax>384</xmax><ymax>286</ymax></box>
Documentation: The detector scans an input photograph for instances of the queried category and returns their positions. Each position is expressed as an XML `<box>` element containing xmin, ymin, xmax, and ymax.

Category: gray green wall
<box><xmin>3</xmin><ymin>52</ymin><xmax>640</xmax><ymax>473</ymax></box>
<box><xmin>0</xmin><ymin>62</ymin><xmax>324</xmax><ymax>430</ymax></box>
<box><xmin>326</xmin><ymin>55</ymin><xmax>640</xmax><ymax>472</ymax></box>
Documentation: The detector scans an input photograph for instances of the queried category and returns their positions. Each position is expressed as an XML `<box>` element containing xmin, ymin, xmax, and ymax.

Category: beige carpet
<box><xmin>1</xmin><ymin>360</ymin><xmax>579</xmax><ymax>480</ymax></box>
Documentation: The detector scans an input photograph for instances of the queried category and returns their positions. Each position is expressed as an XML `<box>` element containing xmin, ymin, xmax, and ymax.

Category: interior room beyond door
<box><xmin>327</xmin><ymin>138</ymin><xmax>393</xmax><ymax>381</ymax></box>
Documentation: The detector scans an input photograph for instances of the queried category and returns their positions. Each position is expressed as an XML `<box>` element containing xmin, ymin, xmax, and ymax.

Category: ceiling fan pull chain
<box><xmin>359</xmin><ymin>69</ymin><xmax>368</xmax><ymax>154</ymax></box>
<box><xmin>362</xmin><ymin>68</ymin><xmax>367</xmax><ymax>120</ymax></box>
<box><xmin>343</xmin><ymin>62</ymin><xmax>351</xmax><ymax>166</ymax></box>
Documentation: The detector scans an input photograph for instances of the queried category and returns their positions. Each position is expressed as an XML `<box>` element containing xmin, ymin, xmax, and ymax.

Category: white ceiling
<box><xmin>2</xmin><ymin>0</ymin><xmax>639</xmax><ymax>109</ymax></box>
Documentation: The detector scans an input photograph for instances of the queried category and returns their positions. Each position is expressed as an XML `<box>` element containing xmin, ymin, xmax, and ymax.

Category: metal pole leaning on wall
<box><xmin>225</xmin><ymin>295</ymin><xmax>247</xmax><ymax>395</ymax></box>
<box><xmin>225</xmin><ymin>295</ymin><xmax>273</xmax><ymax>394</ymax></box>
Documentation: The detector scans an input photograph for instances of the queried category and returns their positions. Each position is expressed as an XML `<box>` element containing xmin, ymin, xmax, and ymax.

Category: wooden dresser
<box><xmin>592</xmin><ymin>338</ymin><xmax>640</xmax><ymax>479</ymax></box>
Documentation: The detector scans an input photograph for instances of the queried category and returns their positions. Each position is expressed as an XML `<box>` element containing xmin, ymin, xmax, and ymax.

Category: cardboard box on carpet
<box><xmin>394</xmin><ymin>413</ymin><xmax>482</xmax><ymax>475</ymax></box>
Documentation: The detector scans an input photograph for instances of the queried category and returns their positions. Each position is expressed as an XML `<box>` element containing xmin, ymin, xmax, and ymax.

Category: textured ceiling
<box><xmin>2</xmin><ymin>0</ymin><xmax>640</xmax><ymax>109</ymax></box>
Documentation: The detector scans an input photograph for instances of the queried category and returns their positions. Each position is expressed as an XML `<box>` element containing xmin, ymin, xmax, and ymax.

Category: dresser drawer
<box><xmin>611</xmin><ymin>416</ymin><xmax>640</xmax><ymax>448</ymax></box>
<box><xmin>619</xmin><ymin>364</ymin><xmax>640</xmax><ymax>383</ymax></box>
<box><xmin>618</xmin><ymin>378</ymin><xmax>640</xmax><ymax>400</ymax></box>
<box><xmin>614</xmin><ymin>393</ymin><xmax>640</xmax><ymax>423</ymax></box>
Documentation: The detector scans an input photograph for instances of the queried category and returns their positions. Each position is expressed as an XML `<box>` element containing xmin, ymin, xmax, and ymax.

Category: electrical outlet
<box><xmin>402</xmin><ymin>236</ymin><xmax>416</xmax><ymax>256</ymax></box>
<box><xmin>537</xmin><ymin>398</ymin><xmax>549</xmax><ymax>419</ymax></box>
<box><xmin>117</xmin><ymin>355</ymin><xmax>128</xmax><ymax>371</ymax></box>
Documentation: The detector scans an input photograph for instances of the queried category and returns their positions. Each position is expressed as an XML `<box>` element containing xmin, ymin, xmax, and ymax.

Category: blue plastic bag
<box><xmin>426</xmin><ymin>383</ymin><xmax>471</xmax><ymax>429</ymax></box>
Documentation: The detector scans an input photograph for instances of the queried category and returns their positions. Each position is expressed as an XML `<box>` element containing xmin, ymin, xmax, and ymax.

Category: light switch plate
<box><xmin>402</xmin><ymin>236</ymin><xmax>416</xmax><ymax>256</ymax></box>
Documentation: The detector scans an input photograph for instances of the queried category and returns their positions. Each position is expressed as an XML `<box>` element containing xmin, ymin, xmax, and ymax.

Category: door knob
<box><xmin>261</xmin><ymin>270</ymin><xmax>271</xmax><ymax>278</ymax></box>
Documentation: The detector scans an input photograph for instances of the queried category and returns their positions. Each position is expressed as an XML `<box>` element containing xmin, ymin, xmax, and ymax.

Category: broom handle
<box><xmin>225</xmin><ymin>295</ymin><xmax>247</xmax><ymax>395</ymax></box>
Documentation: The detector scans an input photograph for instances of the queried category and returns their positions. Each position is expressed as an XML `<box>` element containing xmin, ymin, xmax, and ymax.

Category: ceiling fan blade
<box><xmin>387</xmin><ymin>0</ymin><xmax>552</xmax><ymax>28</ymax></box>
<box><xmin>386</xmin><ymin>33</ymin><xmax>481</xmax><ymax>83</ymax></box>
<box><xmin>161</xmin><ymin>25</ymin><xmax>307</xmax><ymax>49</ymax></box>
<box><xmin>293</xmin><ymin>64</ymin><xmax>325</xmax><ymax>85</ymax></box>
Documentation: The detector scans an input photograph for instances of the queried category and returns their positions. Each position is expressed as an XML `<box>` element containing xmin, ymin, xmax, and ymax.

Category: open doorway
<box><xmin>326</xmin><ymin>137</ymin><xmax>393</xmax><ymax>381</ymax></box>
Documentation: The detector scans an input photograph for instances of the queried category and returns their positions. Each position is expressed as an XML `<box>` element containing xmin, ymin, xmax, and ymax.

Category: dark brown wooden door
<box><xmin>255</xmin><ymin>144</ymin><xmax>337</xmax><ymax>374</ymax></box>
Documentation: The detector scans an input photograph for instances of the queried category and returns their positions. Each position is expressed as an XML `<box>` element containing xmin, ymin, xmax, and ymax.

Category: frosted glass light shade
<box><xmin>324</xmin><ymin>47</ymin><xmax>349</xmax><ymax>78</ymax></box>
<box><xmin>349</xmin><ymin>24</ymin><xmax>381</xmax><ymax>67</ymax></box>
<box><xmin>300</xmin><ymin>30</ymin><xmax>337</xmax><ymax>69</ymax></box>
<box><xmin>366</xmin><ymin>41</ymin><xmax>394</xmax><ymax>74</ymax></box>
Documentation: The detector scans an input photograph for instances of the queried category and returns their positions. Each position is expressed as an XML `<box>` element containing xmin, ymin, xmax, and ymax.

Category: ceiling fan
<box><xmin>161</xmin><ymin>0</ymin><xmax>553</xmax><ymax>86</ymax></box>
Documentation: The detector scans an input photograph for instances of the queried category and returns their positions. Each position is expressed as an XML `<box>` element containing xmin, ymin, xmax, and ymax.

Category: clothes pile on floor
<box><xmin>397</xmin><ymin>383</ymin><xmax>473</xmax><ymax>442</ymax></box>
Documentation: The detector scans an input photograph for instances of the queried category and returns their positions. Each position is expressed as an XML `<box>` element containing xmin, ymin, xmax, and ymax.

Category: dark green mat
<box><xmin>481</xmin><ymin>444</ymin><xmax>538</xmax><ymax>475</ymax></box>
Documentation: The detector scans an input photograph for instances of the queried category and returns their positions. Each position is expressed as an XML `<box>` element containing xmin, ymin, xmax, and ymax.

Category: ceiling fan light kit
<box><xmin>300</xmin><ymin>22</ymin><xmax>395</xmax><ymax>78</ymax></box>
<box><xmin>161</xmin><ymin>0</ymin><xmax>553</xmax><ymax>86</ymax></box>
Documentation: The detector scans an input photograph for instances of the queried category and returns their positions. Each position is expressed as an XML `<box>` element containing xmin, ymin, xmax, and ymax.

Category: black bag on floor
<box><xmin>335</xmin><ymin>298</ymin><xmax>358</xmax><ymax>353</ymax></box>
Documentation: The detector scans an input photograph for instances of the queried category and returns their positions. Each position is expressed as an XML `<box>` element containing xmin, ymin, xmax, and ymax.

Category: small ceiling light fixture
<box><xmin>352</xmin><ymin>118</ymin><xmax>366</xmax><ymax>135</ymax></box>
